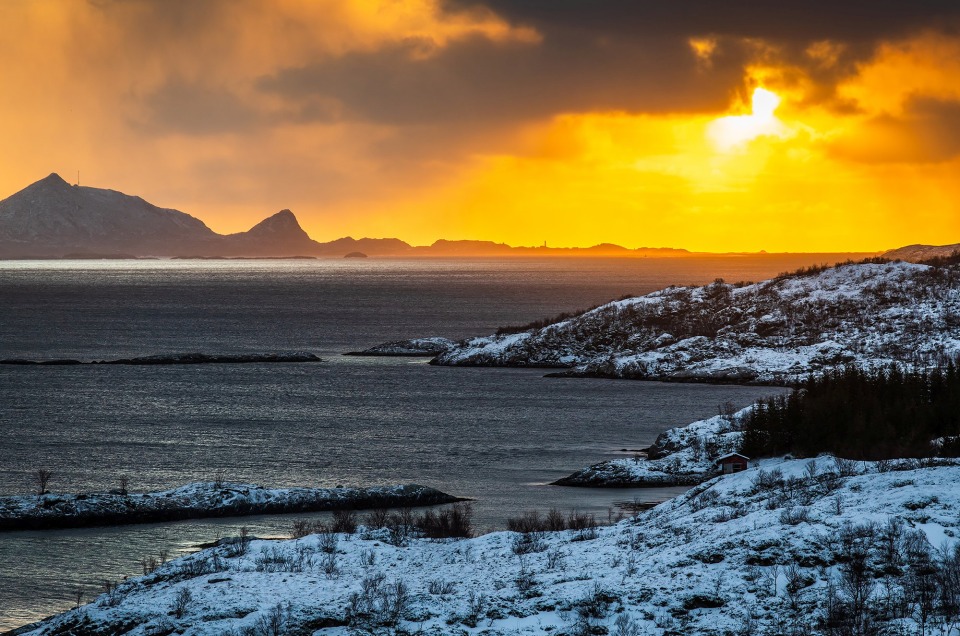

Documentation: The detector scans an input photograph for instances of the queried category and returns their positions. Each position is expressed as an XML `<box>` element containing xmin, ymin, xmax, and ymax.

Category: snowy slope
<box><xmin>434</xmin><ymin>260</ymin><xmax>960</xmax><ymax>384</ymax></box>
<box><xmin>18</xmin><ymin>456</ymin><xmax>960</xmax><ymax>635</ymax></box>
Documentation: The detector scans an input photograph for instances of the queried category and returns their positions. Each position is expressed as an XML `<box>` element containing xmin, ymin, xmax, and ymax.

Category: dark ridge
<box><xmin>0</xmin><ymin>353</ymin><xmax>322</xmax><ymax>366</ymax></box>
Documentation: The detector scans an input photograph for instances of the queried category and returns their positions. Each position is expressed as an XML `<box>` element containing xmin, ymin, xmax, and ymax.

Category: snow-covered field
<box><xmin>0</xmin><ymin>483</ymin><xmax>458</xmax><ymax>531</ymax></box>
<box><xmin>16</xmin><ymin>454</ymin><xmax>960</xmax><ymax>636</ymax></box>
<box><xmin>433</xmin><ymin>260</ymin><xmax>960</xmax><ymax>384</ymax></box>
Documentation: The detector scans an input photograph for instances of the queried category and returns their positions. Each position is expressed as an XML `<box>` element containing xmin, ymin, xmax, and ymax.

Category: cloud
<box><xmin>257</xmin><ymin>31</ymin><xmax>752</xmax><ymax>126</ymax></box>
<box><xmin>829</xmin><ymin>97</ymin><xmax>960</xmax><ymax>163</ymax></box>
<box><xmin>445</xmin><ymin>1</ymin><xmax>960</xmax><ymax>42</ymax></box>
<box><xmin>136</xmin><ymin>80</ymin><xmax>265</xmax><ymax>136</ymax></box>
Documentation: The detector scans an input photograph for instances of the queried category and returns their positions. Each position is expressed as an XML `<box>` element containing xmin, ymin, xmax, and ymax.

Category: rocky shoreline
<box><xmin>0</xmin><ymin>352</ymin><xmax>322</xmax><ymax>366</ymax></box>
<box><xmin>551</xmin><ymin>408</ymin><xmax>753</xmax><ymax>487</ymax></box>
<box><xmin>0</xmin><ymin>483</ymin><xmax>462</xmax><ymax>531</ymax></box>
<box><xmin>345</xmin><ymin>337</ymin><xmax>456</xmax><ymax>357</ymax></box>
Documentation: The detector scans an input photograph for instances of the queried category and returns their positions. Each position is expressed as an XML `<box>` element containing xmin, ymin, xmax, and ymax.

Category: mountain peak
<box><xmin>245</xmin><ymin>209</ymin><xmax>307</xmax><ymax>236</ymax></box>
<box><xmin>35</xmin><ymin>173</ymin><xmax>71</xmax><ymax>189</ymax></box>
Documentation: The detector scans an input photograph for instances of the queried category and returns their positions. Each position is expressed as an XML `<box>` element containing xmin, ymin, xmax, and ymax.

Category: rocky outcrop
<box><xmin>0</xmin><ymin>483</ymin><xmax>462</xmax><ymax>531</ymax></box>
<box><xmin>0</xmin><ymin>352</ymin><xmax>322</xmax><ymax>365</ymax></box>
<box><xmin>346</xmin><ymin>338</ymin><xmax>457</xmax><ymax>357</ymax></box>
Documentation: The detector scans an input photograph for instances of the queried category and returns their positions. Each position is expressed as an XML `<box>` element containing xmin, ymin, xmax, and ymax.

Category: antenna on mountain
<box><xmin>76</xmin><ymin>170</ymin><xmax>80</xmax><ymax>187</ymax></box>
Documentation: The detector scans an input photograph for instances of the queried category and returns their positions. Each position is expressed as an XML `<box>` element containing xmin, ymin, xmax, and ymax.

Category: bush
<box><xmin>415</xmin><ymin>502</ymin><xmax>473</xmax><ymax>539</ymax></box>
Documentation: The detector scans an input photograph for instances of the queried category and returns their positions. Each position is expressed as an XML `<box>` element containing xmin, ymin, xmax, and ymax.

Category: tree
<box><xmin>34</xmin><ymin>469</ymin><xmax>52</xmax><ymax>496</ymax></box>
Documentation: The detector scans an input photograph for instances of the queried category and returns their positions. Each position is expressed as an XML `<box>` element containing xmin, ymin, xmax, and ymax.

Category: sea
<box><xmin>0</xmin><ymin>254</ymin><xmax>855</xmax><ymax>629</ymax></box>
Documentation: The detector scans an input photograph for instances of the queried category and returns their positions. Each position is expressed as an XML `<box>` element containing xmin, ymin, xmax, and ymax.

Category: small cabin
<box><xmin>715</xmin><ymin>453</ymin><xmax>750</xmax><ymax>474</ymax></box>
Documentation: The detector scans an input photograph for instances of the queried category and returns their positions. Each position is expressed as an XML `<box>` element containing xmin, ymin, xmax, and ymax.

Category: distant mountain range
<box><xmin>1</xmin><ymin>173</ymin><xmax>953</xmax><ymax>259</ymax></box>
<box><xmin>0</xmin><ymin>173</ymin><xmax>697</xmax><ymax>258</ymax></box>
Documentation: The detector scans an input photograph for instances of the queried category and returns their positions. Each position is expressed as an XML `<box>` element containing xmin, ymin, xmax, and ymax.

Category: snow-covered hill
<box><xmin>434</xmin><ymin>260</ymin><xmax>960</xmax><ymax>384</ymax></box>
<box><xmin>18</xmin><ymin>456</ymin><xmax>960</xmax><ymax>635</ymax></box>
<box><xmin>884</xmin><ymin>242</ymin><xmax>960</xmax><ymax>262</ymax></box>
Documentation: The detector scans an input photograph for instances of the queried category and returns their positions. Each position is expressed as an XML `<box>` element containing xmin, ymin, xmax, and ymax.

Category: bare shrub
<box><xmin>255</xmin><ymin>602</ymin><xmax>291</xmax><ymax>636</ymax></box>
<box><xmin>224</xmin><ymin>527</ymin><xmax>251</xmax><ymax>558</ymax></box>
<box><xmin>170</xmin><ymin>587</ymin><xmax>192</xmax><ymax>619</ymax></box>
<box><xmin>515</xmin><ymin>566</ymin><xmax>538</xmax><ymax>597</ymax></box>
<box><xmin>512</xmin><ymin>531</ymin><xmax>547</xmax><ymax>555</ymax></box>
<box><xmin>290</xmin><ymin>519</ymin><xmax>312</xmax><ymax>539</ymax></box>
<box><xmin>345</xmin><ymin>575</ymin><xmax>409</xmax><ymax>629</ymax></box>
<box><xmin>461</xmin><ymin>590</ymin><xmax>488</xmax><ymax>628</ymax></box>
<box><xmin>427</xmin><ymin>579</ymin><xmax>456</xmax><ymax>596</ymax></box>
<box><xmin>385</xmin><ymin>508</ymin><xmax>415</xmax><ymax>546</ymax></box>
<box><xmin>546</xmin><ymin>548</ymin><xmax>567</xmax><ymax>570</ymax></box>
<box><xmin>365</xmin><ymin>507</ymin><xmax>389</xmax><ymax>529</ymax></box>
<box><xmin>34</xmin><ymin>469</ymin><xmax>53</xmax><ymax>496</ymax></box>
<box><xmin>508</xmin><ymin>511</ymin><xmax>546</xmax><ymax>533</ymax></box>
<box><xmin>546</xmin><ymin>508</ymin><xmax>567</xmax><ymax>531</ymax></box>
<box><xmin>833</xmin><ymin>457</ymin><xmax>860</xmax><ymax>477</ymax></box>
<box><xmin>332</xmin><ymin>509</ymin><xmax>358</xmax><ymax>534</ymax></box>
<box><xmin>317</xmin><ymin>526</ymin><xmax>338</xmax><ymax>554</ymax></box>
<box><xmin>415</xmin><ymin>502</ymin><xmax>473</xmax><ymax>539</ymax></box>
<box><xmin>779</xmin><ymin>506</ymin><xmax>813</xmax><ymax>525</ymax></box>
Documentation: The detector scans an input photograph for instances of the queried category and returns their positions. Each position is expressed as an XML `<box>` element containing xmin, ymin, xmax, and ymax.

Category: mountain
<box><xmin>433</xmin><ymin>258</ymin><xmax>960</xmax><ymax>383</ymax></box>
<box><xmin>0</xmin><ymin>174</ymin><xmax>413</xmax><ymax>258</ymax></box>
<box><xmin>883</xmin><ymin>242</ymin><xmax>960</xmax><ymax>261</ymax></box>
<box><xmin>0</xmin><ymin>173</ymin><xmax>220</xmax><ymax>257</ymax></box>
<box><xmin>0</xmin><ymin>173</ymin><xmax>732</xmax><ymax>258</ymax></box>
<box><xmin>219</xmin><ymin>209</ymin><xmax>322</xmax><ymax>256</ymax></box>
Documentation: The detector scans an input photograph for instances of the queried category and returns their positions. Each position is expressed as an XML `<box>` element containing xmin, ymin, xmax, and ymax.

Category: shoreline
<box><xmin>0</xmin><ymin>483</ymin><xmax>463</xmax><ymax>532</ymax></box>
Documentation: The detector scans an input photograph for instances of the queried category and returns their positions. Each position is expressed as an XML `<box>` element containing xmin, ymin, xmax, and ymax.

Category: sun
<box><xmin>708</xmin><ymin>87</ymin><xmax>786</xmax><ymax>151</ymax></box>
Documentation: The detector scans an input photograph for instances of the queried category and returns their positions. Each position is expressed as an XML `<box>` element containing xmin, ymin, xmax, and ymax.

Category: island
<box><xmin>0</xmin><ymin>482</ymin><xmax>462</xmax><ymax>531</ymax></box>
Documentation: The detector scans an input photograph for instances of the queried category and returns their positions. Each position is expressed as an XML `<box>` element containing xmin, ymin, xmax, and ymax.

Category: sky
<box><xmin>1</xmin><ymin>0</ymin><xmax>960</xmax><ymax>252</ymax></box>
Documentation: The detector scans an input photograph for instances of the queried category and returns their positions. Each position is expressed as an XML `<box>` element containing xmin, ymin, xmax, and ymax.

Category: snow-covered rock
<box><xmin>0</xmin><ymin>483</ymin><xmax>459</xmax><ymax>531</ymax></box>
<box><xmin>553</xmin><ymin>408</ymin><xmax>750</xmax><ymax>487</ymax></box>
<box><xmin>346</xmin><ymin>338</ymin><xmax>457</xmax><ymax>357</ymax></box>
<box><xmin>434</xmin><ymin>260</ymin><xmax>960</xmax><ymax>384</ymax></box>
<box><xmin>17</xmin><ymin>457</ymin><xmax>960</xmax><ymax>635</ymax></box>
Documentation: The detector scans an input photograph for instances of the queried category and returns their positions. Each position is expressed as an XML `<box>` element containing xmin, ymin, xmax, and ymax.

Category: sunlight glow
<box><xmin>709</xmin><ymin>87</ymin><xmax>787</xmax><ymax>151</ymax></box>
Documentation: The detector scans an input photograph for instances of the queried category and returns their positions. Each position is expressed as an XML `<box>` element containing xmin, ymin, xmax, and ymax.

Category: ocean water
<box><xmin>0</xmin><ymin>255</ymin><xmax>844</xmax><ymax>628</ymax></box>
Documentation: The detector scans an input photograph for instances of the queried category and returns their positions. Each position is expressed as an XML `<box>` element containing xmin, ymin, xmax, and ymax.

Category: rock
<box><xmin>0</xmin><ymin>483</ymin><xmax>464</xmax><ymax>531</ymax></box>
<box><xmin>346</xmin><ymin>337</ymin><xmax>457</xmax><ymax>357</ymax></box>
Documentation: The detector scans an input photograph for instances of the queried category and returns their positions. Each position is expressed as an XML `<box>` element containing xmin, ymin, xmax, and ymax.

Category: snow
<box><xmin>0</xmin><ymin>482</ymin><xmax>458</xmax><ymax>531</ymax></box>
<box><xmin>20</xmin><ymin>455</ymin><xmax>960</xmax><ymax>635</ymax></box>
<box><xmin>434</xmin><ymin>260</ymin><xmax>960</xmax><ymax>383</ymax></box>
<box><xmin>348</xmin><ymin>338</ymin><xmax>457</xmax><ymax>357</ymax></box>
<box><xmin>553</xmin><ymin>408</ymin><xmax>751</xmax><ymax>486</ymax></box>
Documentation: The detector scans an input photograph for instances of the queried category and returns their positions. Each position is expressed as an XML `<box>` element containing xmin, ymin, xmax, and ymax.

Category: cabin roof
<box><xmin>715</xmin><ymin>452</ymin><xmax>750</xmax><ymax>464</ymax></box>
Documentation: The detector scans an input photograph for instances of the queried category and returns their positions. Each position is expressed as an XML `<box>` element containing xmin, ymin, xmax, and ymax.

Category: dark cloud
<box><xmin>829</xmin><ymin>97</ymin><xmax>960</xmax><ymax>163</ymax></box>
<box><xmin>137</xmin><ymin>79</ymin><xmax>262</xmax><ymax>135</ymax></box>
<box><xmin>445</xmin><ymin>1</ymin><xmax>960</xmax><ymax>42</ymax></box>
<box><xmin>257</xmin><ymin>32</ymin><xmax>751</xmax><ymax>125</ymax></box>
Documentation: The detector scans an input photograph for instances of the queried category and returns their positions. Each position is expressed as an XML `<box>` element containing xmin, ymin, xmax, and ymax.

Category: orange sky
<box><xmin>1</xmin><ymin>1</ymin><xmax>959</xmax><ymax>251</ymax></box>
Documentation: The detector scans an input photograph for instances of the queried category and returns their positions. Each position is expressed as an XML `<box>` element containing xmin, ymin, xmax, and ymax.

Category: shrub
<box><xmin>331</xmin><ymin>510</ymin><xmax>358</xmax><ymax>534</ymax></box>
<box><xmin>170</xmin><ymin>588</ymin><xmax>192</xmax><ymax>619</ymax></box>
<box><xmin>415</xmin><ymin>502</ymin><xmax>473</xmax><ymax>539</ymax></box>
